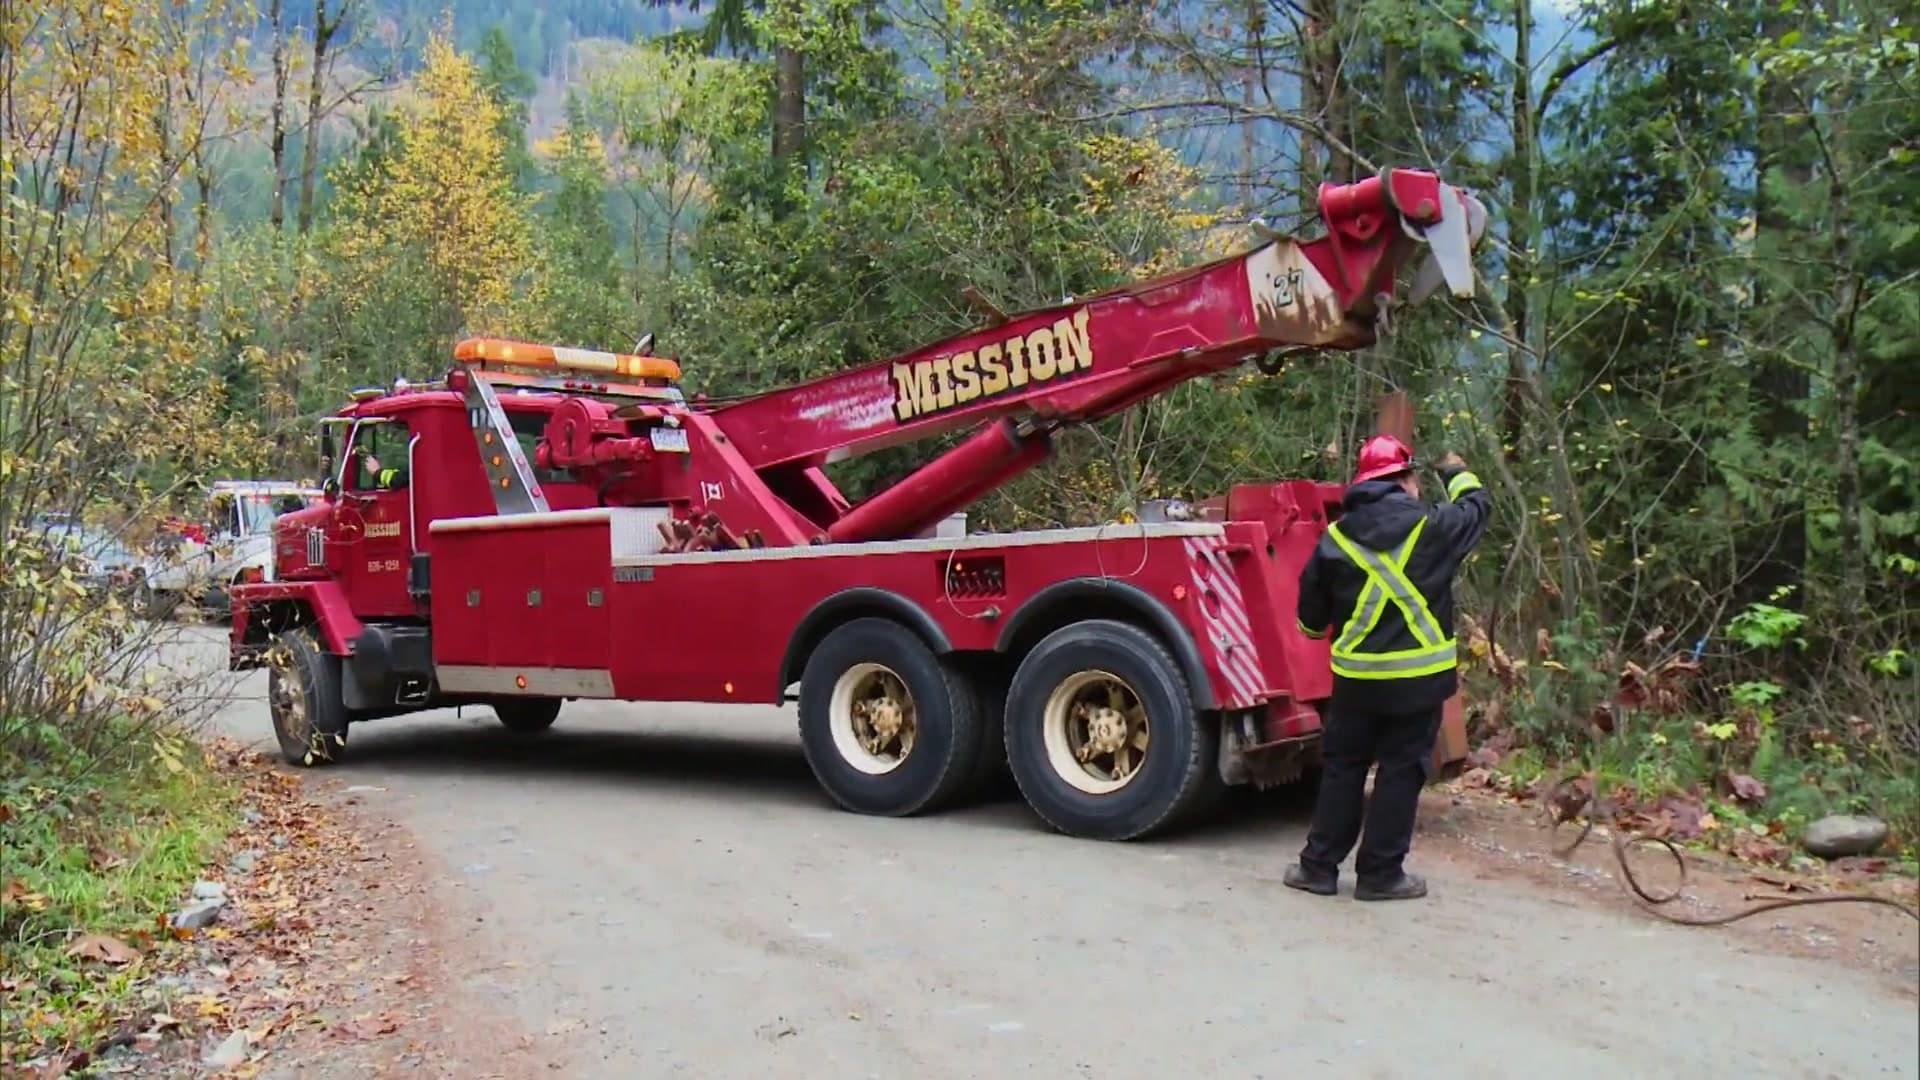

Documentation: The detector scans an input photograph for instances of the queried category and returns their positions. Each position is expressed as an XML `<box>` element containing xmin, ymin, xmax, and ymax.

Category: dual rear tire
<box><xmin>796</xmin><ymin>617</ymin><xmax>1220</xmax><ymax>840</ymax></box>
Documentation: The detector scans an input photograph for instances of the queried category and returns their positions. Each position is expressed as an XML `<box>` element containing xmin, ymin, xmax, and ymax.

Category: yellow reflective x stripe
<box><xmin>1326</xmin><ymin>521</ymin><xmax>1419</xmax><ymax>652</ymax></box>
<box><xmin>1447</xmin><ymin>470</ymin><xmax>1483</xmax><ymax>501</ymax></box>
<box><xmin>1326</xmin><ymin>517</ymin><xmax>1444</xmax><ymax>648</ymax></box>
<box><xmin>1296</xmin><ymin>618</ymin><xmax>1328</xmax><ymax>640</ymax></box>
<box><xmin>1332</xmin><ymin>642</ymin><xmax>1458</xmax><ymax>679</ymax></box>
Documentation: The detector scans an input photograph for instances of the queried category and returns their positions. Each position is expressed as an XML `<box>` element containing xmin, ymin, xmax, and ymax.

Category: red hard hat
<box><xmin>1353</xmin><ymin>434</ymin><xmax>1416</xmax><ymax>483</ymax></box>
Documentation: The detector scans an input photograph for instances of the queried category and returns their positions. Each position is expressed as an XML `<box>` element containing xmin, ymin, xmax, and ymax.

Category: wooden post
<box><xmin>1375</xmin><ymin>389</ymin><xmax>1469</xmax><ymax>777</ymax></box>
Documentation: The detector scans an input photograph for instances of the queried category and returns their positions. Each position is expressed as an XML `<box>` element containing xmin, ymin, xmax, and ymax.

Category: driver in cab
<box><xmin>355</xmin><ymin>447</ymin><xmax>407</xmax><ymax>491</ymax></box>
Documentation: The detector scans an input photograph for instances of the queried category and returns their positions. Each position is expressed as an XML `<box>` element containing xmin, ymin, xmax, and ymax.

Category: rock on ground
<box><xmin>170</xmin><ymin>897</ymin><xmax>225</xmax><ymax>930</ymax></box>
<box><xmin>1803</xmin><ymin>814</ymin><xmax>1890</xmax><ymax>859</ymax></box>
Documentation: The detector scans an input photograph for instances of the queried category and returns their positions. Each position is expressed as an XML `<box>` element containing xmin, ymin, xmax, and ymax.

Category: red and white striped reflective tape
<box><xmin>1183</xmin><ymin>535</ymin><xmax>1265</xmax><ymax>708</ymax></box>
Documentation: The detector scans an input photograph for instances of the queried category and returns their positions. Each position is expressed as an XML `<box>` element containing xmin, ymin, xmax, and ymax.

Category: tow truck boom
<box><xmin>455</xmin><ymin>169</ymin><xmax>1485</xmax><ymax>549</ymax></box>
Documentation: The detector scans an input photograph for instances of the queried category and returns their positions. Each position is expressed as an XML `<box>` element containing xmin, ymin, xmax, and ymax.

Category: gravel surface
<box><xmin>170</xmin><ymin>628</ymin><xmax>1917</xmax><ymax>1079</ymax></box>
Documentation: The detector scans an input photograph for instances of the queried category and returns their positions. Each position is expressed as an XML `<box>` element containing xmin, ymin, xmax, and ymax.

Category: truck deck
<box><xmin>423</xmin><ymin>510</ymin><xmax>1328</xmax><ymax>728</ymax></box>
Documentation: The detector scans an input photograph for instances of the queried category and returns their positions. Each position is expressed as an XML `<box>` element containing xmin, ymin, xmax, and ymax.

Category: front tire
<box><xmin>1004</xmin><ymin>619</ymin><xmax>1219</xmax><ymax>841</ymax></box>
<box><xmin>131</xmin><ymin>574</ymin><xmax>164</xmax><ymax>620</ymax></box>
<box><xmin>495</xmin><ymin>697</ymin><xmax>561</xmax><ymax>734</ymax></box>
<box><xmin>267</xmin><ymin>627</ymin><xmax>350</xmax><ymax>767</ymax></box>
<box><xmin>797</xmin><ymin>617</ymin><xmax>983</xmax><ymax>817</ymax></box>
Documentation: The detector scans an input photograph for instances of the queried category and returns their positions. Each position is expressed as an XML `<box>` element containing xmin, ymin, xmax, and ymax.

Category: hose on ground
<box><xmin>1545</xmin><ymin>779</ymin><xmax>1920</xmax><ymax>928</ymax></box>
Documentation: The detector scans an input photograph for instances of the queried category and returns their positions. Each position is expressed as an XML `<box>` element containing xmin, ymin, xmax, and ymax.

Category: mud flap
<box><xmin>1377</xmin><ymin>389</ymin><xmax>1470</xmax><ymax>782</ymax></box>
<box><xmin>1429</xmin><ymin>692</ymin><xmax>1467</xmax><ymax>779</ymax></box>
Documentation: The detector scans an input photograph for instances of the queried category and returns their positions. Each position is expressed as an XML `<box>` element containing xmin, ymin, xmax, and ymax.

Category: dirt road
<box><xmin>172</xmin><ymin>628</ymin><xmax>1917</xmax><ymax>1079</ymax></box>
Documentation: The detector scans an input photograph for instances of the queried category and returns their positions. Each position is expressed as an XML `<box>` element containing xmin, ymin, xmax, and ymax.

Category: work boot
<box><xmin>1354</xmin><ymin>871</ymin><xmax>1427</xmax><ymax>901</ymax></box>
<box><xmin>1283</xmin><ymin>863</ymin><xmax>1338</xmax><ymax>896</ymax></box>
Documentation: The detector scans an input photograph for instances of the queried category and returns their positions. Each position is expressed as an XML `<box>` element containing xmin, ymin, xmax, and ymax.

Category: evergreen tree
<box><xmin>477</xmin><ymin>25</ymin><xmax>538</xmax><ymax>190</ymax></box>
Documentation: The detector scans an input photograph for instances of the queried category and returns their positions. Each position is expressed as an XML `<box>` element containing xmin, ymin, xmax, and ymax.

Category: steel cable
<box><xmin>1546</xmin><ymin>783</ymin><xmax>1920</xmax><ymax>928</ymax></box>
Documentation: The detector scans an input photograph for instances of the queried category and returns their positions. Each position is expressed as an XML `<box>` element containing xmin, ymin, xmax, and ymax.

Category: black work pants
<box><xmin>1298</xmin><ymin>702</ymin><xmax>1443</xmax><ymax>883</ymax></box>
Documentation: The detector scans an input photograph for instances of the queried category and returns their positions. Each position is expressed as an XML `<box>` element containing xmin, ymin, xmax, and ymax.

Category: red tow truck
<box><xmin>231</xmin><ymin>168</ymin><xmax>1487</xmax><ymax>840</ymax></box>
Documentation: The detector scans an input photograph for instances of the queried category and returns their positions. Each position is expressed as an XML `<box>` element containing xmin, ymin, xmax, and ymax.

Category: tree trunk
<box><xmin>155</xmin><ymin>78</ymin><xmax>176</xmax><ymax>276</ymax></box>
<box><xmin>1298</xmin><ymin>0</ymin><xmax>1354</xmax><ymax>191</ymax></box>
<box><xmin>773</xmin><ymin>44</ymin><xmax>805</xmax><ymax>163</ymax></box>
<box><xmin>1743</xmin><ymin>10</ymin><xmax>1811</xmax><ymax>609</ymax></box>
<box><xmin>1823</xmin><ymin>2</ymin><xmax>1863</xmax><ymax>618</ymax></box>
<box><xmin>269</xmin><ymin>0</ymin><xmax>290</xmax><ymax>232</ymax></box>
<box><xmin>296</xmin><ymin>0</ymin><xmax>343</xmax><ymax>236</ymax></box>
<box><xmin>1503</xmin><ymin>0</ymin><xmax>1534</xmax><ymax>457</ymax></box>
<box><xmin>1240</xmin><ymin>0</ymin><xmax>1262</xmax><ymax>207</ymax></box>
<box><xmin>191</xmin><ymin>145</ymin><xmax>214</xmax><ymax>305</ymax></box>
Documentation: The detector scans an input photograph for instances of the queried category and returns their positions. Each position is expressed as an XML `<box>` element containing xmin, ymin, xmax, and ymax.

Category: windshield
<box><xmin>211</xmin><ymin>492</ymin><xmax>308</xmax><ymax>536</ymax></box>
<box><xmin>237</xmin><ymin>495</ymin><xmax>283</xmax><ymax>535</ymax></box>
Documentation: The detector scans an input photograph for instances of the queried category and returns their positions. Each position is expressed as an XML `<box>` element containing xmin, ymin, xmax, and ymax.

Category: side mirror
<box><xmin>323</xmin><ymin>476</ymin><xmax>340</xmax><ymax>501</ymax></box>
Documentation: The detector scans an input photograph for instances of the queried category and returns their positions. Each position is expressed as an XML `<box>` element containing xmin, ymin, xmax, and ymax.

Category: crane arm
<box><xmin>707</xmin><ymin>169</ymin><xmax>1486</xmax><ymax>478</ymax></box>
<box><xmin>447</xmin><ymin>168</ymin><xmax>1486</xmax><ymax>549</ymax></box>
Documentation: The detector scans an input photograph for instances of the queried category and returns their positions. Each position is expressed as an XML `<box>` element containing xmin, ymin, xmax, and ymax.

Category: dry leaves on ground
<box><xmin>17</xmin><ymin>738</ymin><xmax>439</xmax><ymax>1078</ymax></box>
<box><xmin>66</xmin><ymin>934</ymin><xmax>142</xmax><ymax>966</ymax></box>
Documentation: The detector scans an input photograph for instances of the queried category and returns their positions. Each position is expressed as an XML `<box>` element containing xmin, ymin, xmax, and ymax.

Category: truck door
<box><xmin>337</xmin><ymin>417</ymin><xmax>417</xmax><ymax>617</ymax></box>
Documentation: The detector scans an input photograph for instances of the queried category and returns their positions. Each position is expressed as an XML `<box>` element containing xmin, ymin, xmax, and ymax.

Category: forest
<box><xmin>2</xmin><ymin>0</ymin><xmax>1916</xmax><ymax>934</ymax></box>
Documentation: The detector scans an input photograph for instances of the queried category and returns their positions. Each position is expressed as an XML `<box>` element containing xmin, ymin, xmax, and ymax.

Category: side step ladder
<box><xmin>462</xmin><ymin>375</ymin><xmax>551</xmax><ymax>515</ymax></box>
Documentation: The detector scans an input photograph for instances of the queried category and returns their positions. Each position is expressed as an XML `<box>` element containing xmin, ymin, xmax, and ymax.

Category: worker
<box><xmin>1284</xmin><ymin>435</ymin><xmax>1491</xmax><ymax>901</ymax></box>
<box><xmin>357</xmin><ymin>450</ymin><xmax>406</xmax><ymax>491</ymax></box>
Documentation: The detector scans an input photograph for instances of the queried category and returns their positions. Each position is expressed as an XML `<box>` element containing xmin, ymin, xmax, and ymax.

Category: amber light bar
<box><xmin>453</xmin><ymin>337</ymin><xmax>682</xmax><ymax>383</ymax></box>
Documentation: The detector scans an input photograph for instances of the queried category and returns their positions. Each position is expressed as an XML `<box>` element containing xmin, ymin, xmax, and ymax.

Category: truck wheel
<box><xmin>267</xmin><ymin>628</ymin><xmax>350</xmax><ymax>767</ymax></box>
<box><xmin>495</xmin><ymin>698</ymin><xmax>561</xmax><ymax>734</ymax></box>
<box><xmin>132</xmin><ymin>575</ymin><xmax>171</xmax><ymax>620</ymax></box>
<box><xmin>1004</xmin><ymin>619</ymin><xmax>1218</xmax><ymax>841</ymax></box>
<box><xmin>797</xmin><ymin>617</ymin><xmax>982</xmax><ymax>817</ymax></box>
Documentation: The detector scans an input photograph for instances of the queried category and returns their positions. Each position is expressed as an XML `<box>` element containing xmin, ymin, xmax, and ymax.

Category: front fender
<box><xmin>228</xmin><ymin>580</ymin><xmax>364</xmax><ymax>657</ymax></box>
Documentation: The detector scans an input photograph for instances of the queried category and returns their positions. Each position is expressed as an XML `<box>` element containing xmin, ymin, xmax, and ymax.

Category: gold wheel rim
<box><xmin>829</xmin><ymin>663</ymin><xmax>916</xmax><ymax>775</ymax></box>
<box><xmin>1042</xmin><ymin>670</ymin><xmax>1149</xmax><ymax>795</ymax></box>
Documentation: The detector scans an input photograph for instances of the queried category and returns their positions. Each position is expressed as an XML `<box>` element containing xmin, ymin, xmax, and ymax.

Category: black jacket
<box><xmin>1296</xmin><ymin>465</ymin><xmax>1493</xmax><ymax>714</ymax></box>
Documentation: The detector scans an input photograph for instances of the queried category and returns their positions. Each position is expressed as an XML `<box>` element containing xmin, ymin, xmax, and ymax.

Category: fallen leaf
<box><xmin>66</xmin><ymin>934</ymin><xmax>141</xmax><ymax>965</ymax></box>
<box><xmin>1658</xmin><ymin>795</ymin><xmax>1709</xmax><ymax>839</ymax></box>
<box><xmin>1830</xmin><ymin>856</ymin><xmax>1892</xmax><ymax>880</ymax></box>
<box><xmin>337</xmin><ymin>1012</ymin><xmax>403</xmax><ymax>1040</ymax></box>
<box><xmin>1726</xmin><ymin>772</ymin><xmax>1768</xmax><ymax>805</ymax></box>
<box><xmin>0</xmin><ymin>802</ymin><xmax>12</xmax><ymax>824</ymax></box>
<box><xmin>2</xmin><ymin>880</ymin><xmax>49</xmax><ymax>910</ymax></box>
<box><xmin>1732</xmin><ymin>832</ymin><xmax>1790</xmax><ymax>867</ymax></box>
<box><xmin>1465</xmin><ymin>745</ymin><xmax>1502</xmax><ymax>770</ymax></box>
<box><xmin>1546</xmin><ymin>775</ymin><xmax>1593</xmax><ymax>826</ymax></box>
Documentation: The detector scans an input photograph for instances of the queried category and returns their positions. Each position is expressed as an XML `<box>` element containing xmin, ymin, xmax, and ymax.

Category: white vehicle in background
<box><xmin>138</xmin><ymin>481</ymin><xmax>319</xmax><ymax>617</ymax></box>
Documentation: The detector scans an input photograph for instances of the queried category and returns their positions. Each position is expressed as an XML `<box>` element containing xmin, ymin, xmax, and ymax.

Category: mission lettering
<box><xmin>891</xmin><ymin>308</ymin><xmax>1094</xmax><ymax>422</ymax></box>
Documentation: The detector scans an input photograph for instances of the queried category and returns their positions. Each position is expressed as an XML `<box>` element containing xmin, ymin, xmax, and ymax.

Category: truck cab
<box><xmin>140</xmin><ymin>480</ymin><xmax>319</xmax><ymax>616</ymax></box>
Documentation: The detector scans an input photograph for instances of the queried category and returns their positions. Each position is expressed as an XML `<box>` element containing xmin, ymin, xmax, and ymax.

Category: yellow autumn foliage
<box><xmin>1078</xmin><ymin>133</ymin><xmax>1224</xmax><ymax>280</ymax></box>
<box><xmin>4</xmin><ymin>0</ymin><xmax>269</xmax><ymax>766</ymax></box>
<box><xmin>329</xmin><ymin>32</ymin><xmax>535</xmax><ymax>347</ymax></box>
